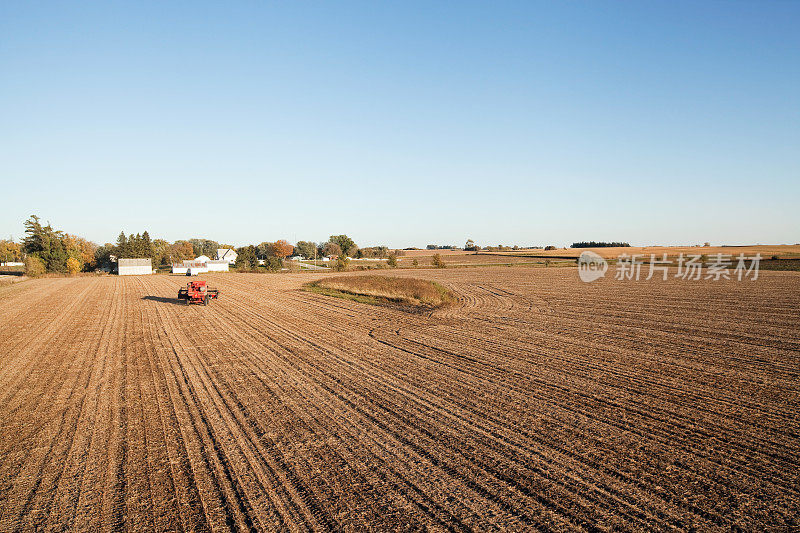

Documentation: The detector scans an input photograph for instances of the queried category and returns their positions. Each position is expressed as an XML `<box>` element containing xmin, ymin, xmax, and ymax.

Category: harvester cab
<box><xmin>178</xmin><ymin>280</ymin><xmax>220</xmax><ymax>305</ymax></box>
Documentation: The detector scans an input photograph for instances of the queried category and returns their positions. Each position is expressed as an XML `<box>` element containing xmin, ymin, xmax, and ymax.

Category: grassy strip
<box><xmin>304</xmin><ymin>275</ymin><xmax>456</xmax><ymax>308</ymax></box>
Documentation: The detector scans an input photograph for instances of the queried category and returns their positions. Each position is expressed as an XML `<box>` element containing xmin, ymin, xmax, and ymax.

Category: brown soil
<box><xmin>0</xmin><ymin>268</ymin><xmax>798</xmax><ymax>530</ymax></box>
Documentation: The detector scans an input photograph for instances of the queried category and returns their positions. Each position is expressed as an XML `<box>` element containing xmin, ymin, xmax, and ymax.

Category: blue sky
<box><xmin>1</xmin><ymin>1</ymin><xmax>798</xmax><ymax>248</ymax></box>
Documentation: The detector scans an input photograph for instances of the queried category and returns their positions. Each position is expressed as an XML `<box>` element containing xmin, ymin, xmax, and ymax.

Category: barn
<box><xmin>118</xmin><ymin>258</ymin><xmax>152</xmax><ymax>276</ymax></box>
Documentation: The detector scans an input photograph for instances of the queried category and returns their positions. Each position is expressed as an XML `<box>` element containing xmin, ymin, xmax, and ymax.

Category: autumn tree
<box><xmin>74</xmin><ymin>236</ymin><xmax>97</xmax><ymax>268</ymax></box>
<box><xmin>0</xmin><ymin>240</ymin><xmax>22</xmax><ymax>263</ymax></box>
<box><xmin>271</xmin><ymin>240</ymin><xmax>294</xmax><ymax>260</ymax></box>
<box><xmin>24</xmin><ymin>256</ymin><xmax>45</xmax><ymax>277</ymax></box>
<box><xmin>170</xmin><ymin>241</ymin><xmax>195</xmax><ymax>262</ymax></box>
<box><xmin>66</xmin><ymin>257</ymin><xmax>81</xmax><ymax>275</ymax></box>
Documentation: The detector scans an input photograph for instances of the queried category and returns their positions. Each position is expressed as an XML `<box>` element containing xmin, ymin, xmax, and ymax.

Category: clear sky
<box><xmin>1</xmin><ymin>1</ymin><xmax>798</xmax><ymax>248</ymax></box>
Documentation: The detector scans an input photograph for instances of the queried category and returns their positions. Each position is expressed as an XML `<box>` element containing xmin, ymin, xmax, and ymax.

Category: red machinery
<box><xmin>178</xmin><ymin>280</ymin><xmax>220</xmax><ymax>305</ymax></box>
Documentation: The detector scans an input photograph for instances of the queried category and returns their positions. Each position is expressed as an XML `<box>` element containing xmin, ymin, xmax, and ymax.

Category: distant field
<box><xmin>0</xmin><ymin>267</ymin><xmax>798</xmax><ymax>529</ymax></box>
<box><xmin>394</xmin><ymin>245</ymin><xmax>800</xmax><ymax>267</ymax></box>
<box><xmin>480</xmin><ymin>244</ymin><xmax>800</xmax><ymax>260</ymax></box>
<box><xmin>397</xmin><ymin>253</ymin><xmax>555</xmax><ymax>268</ymax></box>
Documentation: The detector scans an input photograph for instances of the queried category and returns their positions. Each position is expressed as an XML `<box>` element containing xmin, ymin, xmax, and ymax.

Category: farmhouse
<box><xmin>118</xmin><ymin>258</ymin><xmax>152</xmax><ymax>276</ymax></box>
<box><xmin>217</xmin><ymin>248</ymin><xmax>237</xmax><ymax>264</ymax></box>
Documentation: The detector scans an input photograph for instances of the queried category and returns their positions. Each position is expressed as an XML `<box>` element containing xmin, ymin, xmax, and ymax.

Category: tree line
<box><xmin>19</xmin><ymin>215</ymin><xmax>97</xmax><ymax>276</ymax></box>
<box><xmin>233</xmin><ymin>235</ymin><xmax>395</xmax><ymax>272</ymax></box>
<box><xmin>11</xmin><ymin>215</ymin><xmax>570</xmax><ymax>276</ymax></box>
<box><xmin>14</xmin><ymin>216</ymin><xmax>396</xmax><ymax>275</ymax></box>
<box><xmin>96</xmin><ymin>233</ymin><xmax>237</xmax><ymax>268</ymax></box>
<box><xmin>0</xmin><ymin>239</ymin><xmax>23</xmax><ymax>263</ymax></box>
<box><xmin>570</xmin><ymin>242</ymin><xmax>631</xmax><ymax>248</ymax></box>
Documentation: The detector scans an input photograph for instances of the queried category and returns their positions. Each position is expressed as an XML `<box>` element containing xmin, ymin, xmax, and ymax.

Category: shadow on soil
<box><xmin>142</xmin><ymin>296</ymin><xmax>184</xmax><ymax>305</ymax></box>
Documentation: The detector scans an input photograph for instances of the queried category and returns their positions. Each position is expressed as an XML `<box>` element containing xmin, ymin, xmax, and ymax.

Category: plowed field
<box><xmin>0</xmin><ymin>268</ymin><xmax>798</xmax><ymax>530</ymax></box>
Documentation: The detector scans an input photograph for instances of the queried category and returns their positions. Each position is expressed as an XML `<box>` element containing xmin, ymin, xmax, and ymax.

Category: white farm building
<box><xmin>118</xmin><ymin>258</ymin><xmax>153</xmax><ymax>275</ymax></box>
<box><xmin>172</xmin><ymin>257</ymin><xmax>230</xmax><ymax>275</ymax></box>
<box><xmin>217</xmin><ymin>248</ymin><xmax>237</xmax><ymax>264</ymax></box>
<box><xmin>206</xmin><ymin>260</ymin><xmax>229</xmax><ymax>272</ymax></box>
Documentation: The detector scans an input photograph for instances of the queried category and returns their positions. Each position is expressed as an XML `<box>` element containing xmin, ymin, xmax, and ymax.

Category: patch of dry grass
<box><xmin>306</xmin><ymin>275</ymin><xmax>455</xmax><ymax>307</ymax></box>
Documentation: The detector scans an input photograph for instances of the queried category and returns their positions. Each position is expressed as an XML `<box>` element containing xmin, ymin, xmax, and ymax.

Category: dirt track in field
<box><xmin>0</xmin><ymin>268</ymin><xmax>798</xmax><ymax>531</ymax></box>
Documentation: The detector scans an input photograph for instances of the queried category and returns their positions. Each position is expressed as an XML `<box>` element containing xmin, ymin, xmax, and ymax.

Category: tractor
<box><xmin>178</xmin><ymin>280</ymin><xmax>220</xmax><ymax>305</ymax></box>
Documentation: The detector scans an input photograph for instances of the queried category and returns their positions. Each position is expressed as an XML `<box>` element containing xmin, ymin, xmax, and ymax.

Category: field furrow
<box><xmin>0</xmin><ymin>267</ymin><xmax>797</xmax><ymax>530</ymax></box>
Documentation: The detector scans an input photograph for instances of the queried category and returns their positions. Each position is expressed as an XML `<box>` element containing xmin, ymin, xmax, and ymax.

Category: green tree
<box><xmin>141</xmin><ymin>231</ymin><xmax>155</xmax><ymax>260</ymax></box>
<box><xmin>235</xmin><ymin>245</ymin><xmax>258</xmax><ymax>270</ymax></box>
<box><xmin>331</xmin><ymin>255</ymin><xmax>350</xmax><ymax>272</ymax></box>
<box><xmin>323</xmin><ymin>242</ymin><xmax>342</xmax><ymax>257</ymax></box>
<box><xmin>359</xmin><ymin>246</ymin><xmax>389</xmax><ymax>258</ymax></box>
<box><xmin>387</xmin><ymin>253</ymin><xmax>398</xmax><ymax>268</ymax></box>
<box><xmin>22</xmin><ymin>215</ymin><xmax>46</xmax><ymax>255</ymax></box>
<box><xmin>20</xmin><ymin>215</ymin><xmax>94</xmax><ymax>273</ymax></box>
<box><xmin>294</xmin><ymin>241</ymin><xmax>317</xmax><ymax>259</ymax></box>
<box><xmin>153</xmin><ymin>239</ymin><xmax>170</xmax><ymax>266</ymax></box>
<box><xmin>264</xmin><ymin>256</ymin><xmax>283</xmax><ymax>272</ymax></box>
<box><xmin>116</xmin><ymin>232</ymin><xmax>128</xmax><ymax>258</ymax></box>
<box><xmin>95</xmin><ymin>244</ymin><xmax>115</xmax><ymax>269</ymax></box>
<box><xmin>329</xmin><ymin>235</ymin><xmax>356</xmax><ymax>257</ymax></box>
<box><xmin>257</xmin><ymin>242</ymin><xmax>274</xmax><ymax>260</ymax></box>
<box><xmin>129</xmin><ymin>233</ymin><xmax>141</xmax><ymax>257</ymax></box>
<box><xmin>189</xmin><ymin>238</ymin><xmax>221</xmax><ymax>258</ymax></box>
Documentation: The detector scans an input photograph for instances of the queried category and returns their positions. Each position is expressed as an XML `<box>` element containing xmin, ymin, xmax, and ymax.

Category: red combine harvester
<box><xmin>178</xmin><ymin>280</ymin><xmax>220</xmax><ymax>305</ymax></box>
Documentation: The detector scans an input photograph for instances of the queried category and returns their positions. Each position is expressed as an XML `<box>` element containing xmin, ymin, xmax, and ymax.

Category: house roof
<box><xmin>217</xmin><ymin>248</ymin><xmax>236</xmax><ymax>257</ymax></box>
<box><xmin>118</xmin><ymin>258</ymin><xmax>152</xmax><ymax>267</ymax></box>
